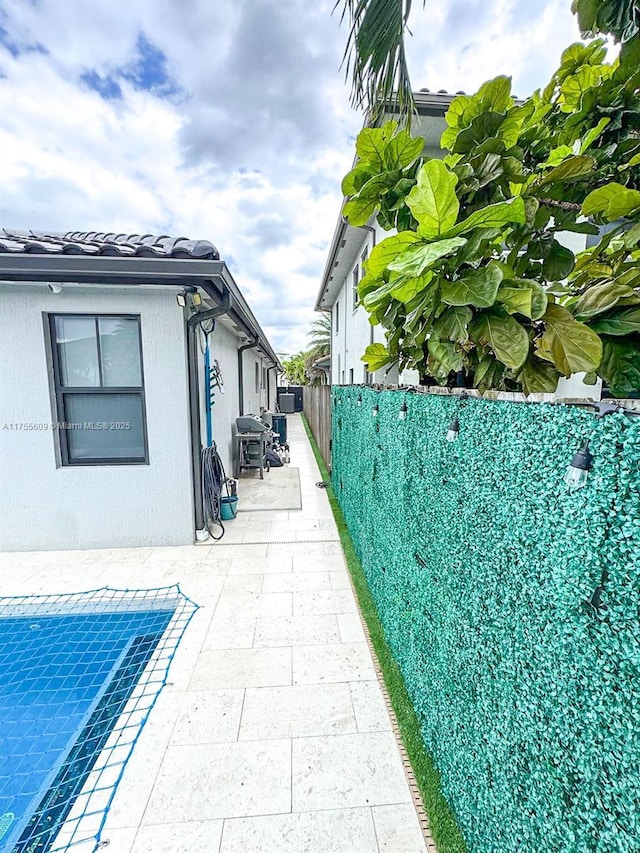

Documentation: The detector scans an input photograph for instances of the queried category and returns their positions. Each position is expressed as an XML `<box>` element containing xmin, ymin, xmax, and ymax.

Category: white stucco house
<box><xmin>0</xmin><ymin>229</ymin><xmax>280</xmax><ymax>551</ymax></box>
<box><xmin>316</xmin><ymin>91</ymin><xmax>601</xmax><ymax>399</ymax></box>
<box><xmin>315</xmin><ymin>90</ymin><xmax>455</xmax><ymax>387</ymax></box>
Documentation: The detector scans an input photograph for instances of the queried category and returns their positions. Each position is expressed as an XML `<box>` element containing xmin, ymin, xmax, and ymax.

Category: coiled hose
<box><xmin>202</xmin><ymin>443</ymin><xmax>230</xmax><ymax>541</ymax></box>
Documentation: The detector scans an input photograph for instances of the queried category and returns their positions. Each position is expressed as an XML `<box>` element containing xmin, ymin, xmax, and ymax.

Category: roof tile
<box><xmin>0</xmin><ymin>229</ymin><xmax>220</xmax><ymax>260</ymax></box>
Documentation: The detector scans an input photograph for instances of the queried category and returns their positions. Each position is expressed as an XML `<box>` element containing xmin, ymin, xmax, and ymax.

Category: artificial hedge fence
<box><xmin>331</xmin><ymin>386</ymin><xmax>639</xmax><ymax>853</ymax></box>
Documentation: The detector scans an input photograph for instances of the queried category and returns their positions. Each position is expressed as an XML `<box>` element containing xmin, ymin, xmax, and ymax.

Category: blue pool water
<box><xmin>0</xmin><ymin>608</ymin><xmax>174</xmax><ymax>852</ymax></box>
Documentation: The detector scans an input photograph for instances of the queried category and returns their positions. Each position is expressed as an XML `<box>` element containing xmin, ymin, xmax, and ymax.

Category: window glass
<box><xmin>352</xmin><ymin>266</ymin><xmax>359</xmax><ymax>309</ymax></box>
<box><xmin>64</xmin><ymin>394</ymin><xmax>146</xmax><ymax>462</ymax></box>
<box><xmin>98</xmin><ymin>318</ymin><xmax>142</xmax><ymax>386</ymax></box>
<box><xmin>55</xmin><ymin>317</ymin><xmax>99</xmax><ymax>387</ymax></box>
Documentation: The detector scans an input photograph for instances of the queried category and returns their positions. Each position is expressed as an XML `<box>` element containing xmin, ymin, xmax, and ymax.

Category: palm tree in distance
<box><xmin>305</xmin><ymin>314</ymin><xmax>332</xmax><ymax>384</ymax></box>
<box><xmin>336</xmin><ymin>0</ymin><xmax>639</xmax><ymax>127</ymax></box>
<box><xmin>306</xmin><ymin>315</ymin><xmax>331</xmax><ymax>360</ymax></box>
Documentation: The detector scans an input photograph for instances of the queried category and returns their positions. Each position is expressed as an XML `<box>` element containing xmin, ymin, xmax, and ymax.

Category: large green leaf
<box><xmin>536</xmin><ymin>303</ymin><xmax>603</xmax><ymax>375</ymax></box>
<box><xmin>341</xmin><ymin>164</ymin><xmax>374</xmax><ymax>196</ymax></box>
<box><xmin>560</xmin><ymin>65</ymin><xmax>605</xmax><ymax>111</ymax></box>
<box><xmin>498</xmin><ymin>111</ymin><xmax>525</xmax><ymax>148</ymax></box>
<box><xmin>580</xmin><ymin>117</ymin><xmax>610</xmax><ymax>153</ymax></box>
<box><xmin>473</xmin><ymin>355</ymin><xmax>505</xmax><ymax>390</ymax></box>
<box><xmin>343</xmin><ymin>176</ymin><xmax>388</xmax><ymax>225</ymax></box>
<box><xmin>384</xmin><ymin>131</ymin><xmax>425</xmax><ymax>170</ymax></box>
<box><xmin>433</xmin><ymin>306</ymin><xmax>473</xmax><ymax>344</ymax></box>
<box><xmin>538</xmin><ymin>155</ymin><xmax>596</xmax><ymax>185</ymax></box>
<box><xmin>404</xmin><ymin>284</ymin><xmax>440</xmax><ymax>334</ymax></box>
<box><xmin>446</xmin><ymin>197</ymin><xmax>526</xmax><ymax>237</ymax></box>
<box><xmin>608</xmin><ymin>189</ymin><xmax>640</xmax><ymax>221</ymax></box>
<box><xmin>363</xmin><ymin>232</ymin><xmax>422</xmax><ymax>278</ymax></box>
<box><xmin>598</xmin><ymin>337</ymin><xmax>640</xmax><ymax>396</ymax></box>
<box><xmin>427</xmin><ymin>337</ymin><xmax>464</xmax><ymax>381</ymax></box>
<box><xmin>542</xmin><ymin>240</ymin><xmax>575</xmax><ymax>280</ymax></box>
<box><xmin>362</xmin><ymin>278</ymin><xmax>401</xmax><ymax>310</ymax></box>
<box><xmin>355</xmin><ymin>122</ymin><xmax>397</xmax><ymax>168</ymax></box>
<box><xmin>387</xmin><ymin>237</ymin><xmax>467</xmax><ymax>276</ymax></box>
<box><xmin>445</xmin><ymin>93</ymin><xmax>482</xmax><ymax>130</ymax></box>
<box><xmin>497</xmin><ymin>279</ymin><xmax>548</xmax><ymax>320</ymax></box>
<box><xmin>406</xmin><ymin>160</ymin><xmax>460</xmax><ymax>238</ymax></box>
<box><xmin>361</xmin><ymin>342</ymin><xmax>394</xmax><ymax>372</ymax></box>
<box><xmin>389</xmin><ymin>272</ymin><xmax>434</xmax><ymax>304</ymax></box>
<box><xmin>623</xmin><ymin>223</ymin><xmax>640</xmax><ymax>249</ymax></box>
<box><xmin>582</xmin><ymin>183</ymin><xmax>640</xmax><ymax>220</ymax></box>
<box><xmin>470</xmin><ymin>311</ymin><xmax>530</xmax><ymax>370</ymax></box>
<box><xmin>590</xmin><ymin>306</ymin><xmax>640</xmax><ymax>335</ymax></box>
<box><xmin>477</xmin><ymin>75</ymin><xmax>513</xmax><ymax>112</ymax></box>
<box><xmin>518</xmin><ymin>356</ymin><xmax>560</xmax><ymax>395</ymax></box>
<box><xmin>441</xmin><ymin>264</ymin><xmax>503</xmax><ymax>309</ymax></box>
<box><xmin>572</xmin><ymin>281</ymin><xmax>637</xmax><ymax>319</ymax></box>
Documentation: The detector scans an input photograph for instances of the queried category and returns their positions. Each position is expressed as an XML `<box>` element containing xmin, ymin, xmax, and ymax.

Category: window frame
<box><xmin>334</xmin><ymin>300</ymin><xmax>340</xmax><ymax>334</ymax></box>
<box><xmin>48</xmin><ymin>313</ymin><xmax>149</xmax><ymax>467</ymax></box>
<box><xmin>352</xmin><ymin>264</ymin><xmax>359</xmax><ymax>311</ymax></box>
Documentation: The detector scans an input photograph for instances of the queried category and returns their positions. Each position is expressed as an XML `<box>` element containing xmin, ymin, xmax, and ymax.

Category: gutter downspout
<box><xmin>266</xmin><ymin>364</ymin><xmax>276</xmax><ymax>410</ymax></box>
<box><xmin>238</xmin><ymin>338</ymin><xmax>258</xmax><ymax>416</ymax></box>
<box><xmin>186</xmin><ymin>290</ymin><xmax>231</xmax><ymax>542</ymax></box>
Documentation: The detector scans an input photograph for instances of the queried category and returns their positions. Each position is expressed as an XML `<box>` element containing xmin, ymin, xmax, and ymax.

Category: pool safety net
<box><xmin>0</xmin><ymin>586</ymin><xmax>199</xmax><ymax>853</ymax></box>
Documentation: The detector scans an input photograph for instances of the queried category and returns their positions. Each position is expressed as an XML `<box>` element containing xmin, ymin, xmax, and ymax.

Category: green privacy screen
<box><xmin>331</xmin><ymin>387</ymin><xmax>639</xmax><ymax>853</ymax></box>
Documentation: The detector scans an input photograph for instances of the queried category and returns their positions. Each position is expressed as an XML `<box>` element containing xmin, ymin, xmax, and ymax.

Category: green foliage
<box><xmin>332</xmin><ymin>386</ymin><xmax>640</xmax><ymax>853</ymax></box>
<box><xmin>302</xmin><ymin>413</ymin><xmax>468</xmax><ymax>853</ymax></box>
<box><xmin>342</xmin><ymin>120</ymin><xmax>424</xmax><ymax>228</ymax></box>
<box><xmin>341</xmin><ymin>39</ymin><xmax>640</xmax><ymax>395</ymax></box>
<box><xmin>281</xmin><ymin>352</ymin><xmax>309</xmax><ymax>386</ymax></box>
<box><xmin>337</xmin><ymin>0</ymin><xmax>423</xmax><ymax>126</ymax></box>
<box><xmin>572</xmin><ymin>0</ymin><xmax>640</xmax><ymax>43</ymax></box>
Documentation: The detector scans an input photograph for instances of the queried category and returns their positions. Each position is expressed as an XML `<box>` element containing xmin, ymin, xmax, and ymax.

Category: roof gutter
<box><xmin>315</xmin><ymin>217</ymin><xmax>347</xmax><ymax>312</ymax></box>
<box><xmin>0</xmin><ymin>253</ymin><xmax>227</xmax><ymax>285</ymax></box>
<box><xmin>0</xmin><ymin>253</ymin><xmax>281</xmax><ymax>370</ymax></box>
<box><xmin>201</xmin><ymin>276</ymin><xmax>281</xmax><ymax>370</ymax></box>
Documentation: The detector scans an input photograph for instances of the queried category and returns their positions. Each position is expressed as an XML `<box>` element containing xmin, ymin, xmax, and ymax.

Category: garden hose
<box><xmin>202</xmin><ymin>443</ymin><xmax>230</xmax><ymax>541</ymax></box>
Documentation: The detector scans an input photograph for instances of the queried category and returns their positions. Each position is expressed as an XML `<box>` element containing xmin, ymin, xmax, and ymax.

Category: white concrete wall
<box><xmin>0</xmin><ymin>284</ymin><xmax>194</xmax><ymax>551</ymax></box>
<box><xmin>331</xmin><ymin>221</ymin><xmax>395</xmax><ymax>387</ymax></box>
<box><xmin>199</xmin><ymin>330</ymin><xmax>273</xmax><ymax>477</ymax></box>
<box><xmin>197</xmin><ymin>320</ymin><xmax>241</xmax><ymax>479</ymax></box>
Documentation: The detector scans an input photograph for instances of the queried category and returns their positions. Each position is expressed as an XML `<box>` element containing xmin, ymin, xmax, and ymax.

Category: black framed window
<box><xmin>49</xmin><ymin>314</ymin><xmax>148</xmax><ymax>465</ymax></box>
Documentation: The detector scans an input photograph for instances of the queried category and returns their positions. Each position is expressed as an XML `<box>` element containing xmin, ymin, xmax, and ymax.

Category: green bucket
<box><xmin>220</xmin><ymin>495</ymin><xmax>238</xmax><ymax>520</ymax></box>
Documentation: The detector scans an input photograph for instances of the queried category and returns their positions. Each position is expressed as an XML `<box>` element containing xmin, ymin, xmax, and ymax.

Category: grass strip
<box><xmin>301</xmin><ymin>413</ymin><xmax>468</xmax><ymax>853</ymax></box>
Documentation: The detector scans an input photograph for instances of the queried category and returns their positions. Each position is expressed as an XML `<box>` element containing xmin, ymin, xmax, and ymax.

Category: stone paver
<box><xmin>0</xmin><ymin>414</ymin><xmax>427</xmax><ymax>853</ymax></box>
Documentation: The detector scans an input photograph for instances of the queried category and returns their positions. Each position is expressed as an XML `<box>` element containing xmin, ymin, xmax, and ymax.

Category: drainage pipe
<box><xmin>238</xmin><ymin>338</ymin><xmax>258</xmax><ymax>416</ymax></box>
<box><xmin>266</xmin><ymin>364</ymin><xmax>277</xmax><ymax>410</ymax></box>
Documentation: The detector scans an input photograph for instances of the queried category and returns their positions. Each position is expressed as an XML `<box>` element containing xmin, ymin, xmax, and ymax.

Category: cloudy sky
<box><xmin>0</xmin><ymin>0</ymin><xmax>581</xmax><ymax>354</ymax></box>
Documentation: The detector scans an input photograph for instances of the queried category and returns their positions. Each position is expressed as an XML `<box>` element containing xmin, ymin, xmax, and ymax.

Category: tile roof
<box><xmin>0</xmin><ymin>229</ymin><xmax>219</xmax><ymax>260</ymax></box>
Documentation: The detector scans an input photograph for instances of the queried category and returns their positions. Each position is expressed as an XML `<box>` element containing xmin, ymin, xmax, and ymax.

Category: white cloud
<box><xmin>0</xmin><ymin>0</ymin><xmax>586</xmax><ymax>355</ymax></box>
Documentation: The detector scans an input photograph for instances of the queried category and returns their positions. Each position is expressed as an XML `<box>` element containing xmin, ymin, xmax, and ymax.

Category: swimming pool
<box><xmin>0</xmin><ymin>587</ymin><xmax>197</xmax><ymax>852</ymax></box>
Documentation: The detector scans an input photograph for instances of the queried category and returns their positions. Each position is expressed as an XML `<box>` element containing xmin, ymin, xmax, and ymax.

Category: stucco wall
<box><xmin>199</xmin><ymin>320</ymin><xmax>240</xmax><ymax>477</ymax></box>
<box><xmin>331</xmin><ymin>220</ymin><xmax>394</xmax><ymax>386</ymax></box>
<box><xmin>0</xmin><ymin>284</ymin><xmax>195</xmax><ymax>551</ymax></box>
<box><xmin>196</xmin><ymin>321</ymin><xmax>274</xmax><ymax>479</ymax></box>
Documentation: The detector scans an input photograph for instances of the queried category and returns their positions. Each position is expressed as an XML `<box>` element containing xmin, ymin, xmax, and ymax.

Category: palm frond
<box><xmin>336</xmin><ymin>0</ymin><xmax>423</xmax><ymax>127</ymax></box>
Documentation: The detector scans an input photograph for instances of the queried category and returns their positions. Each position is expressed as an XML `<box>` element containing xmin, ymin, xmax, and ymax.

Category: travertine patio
<box><xmin>0</xmin><ymin>415</ymin><xmax>428</xmax><ymax>852</ymax></box>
